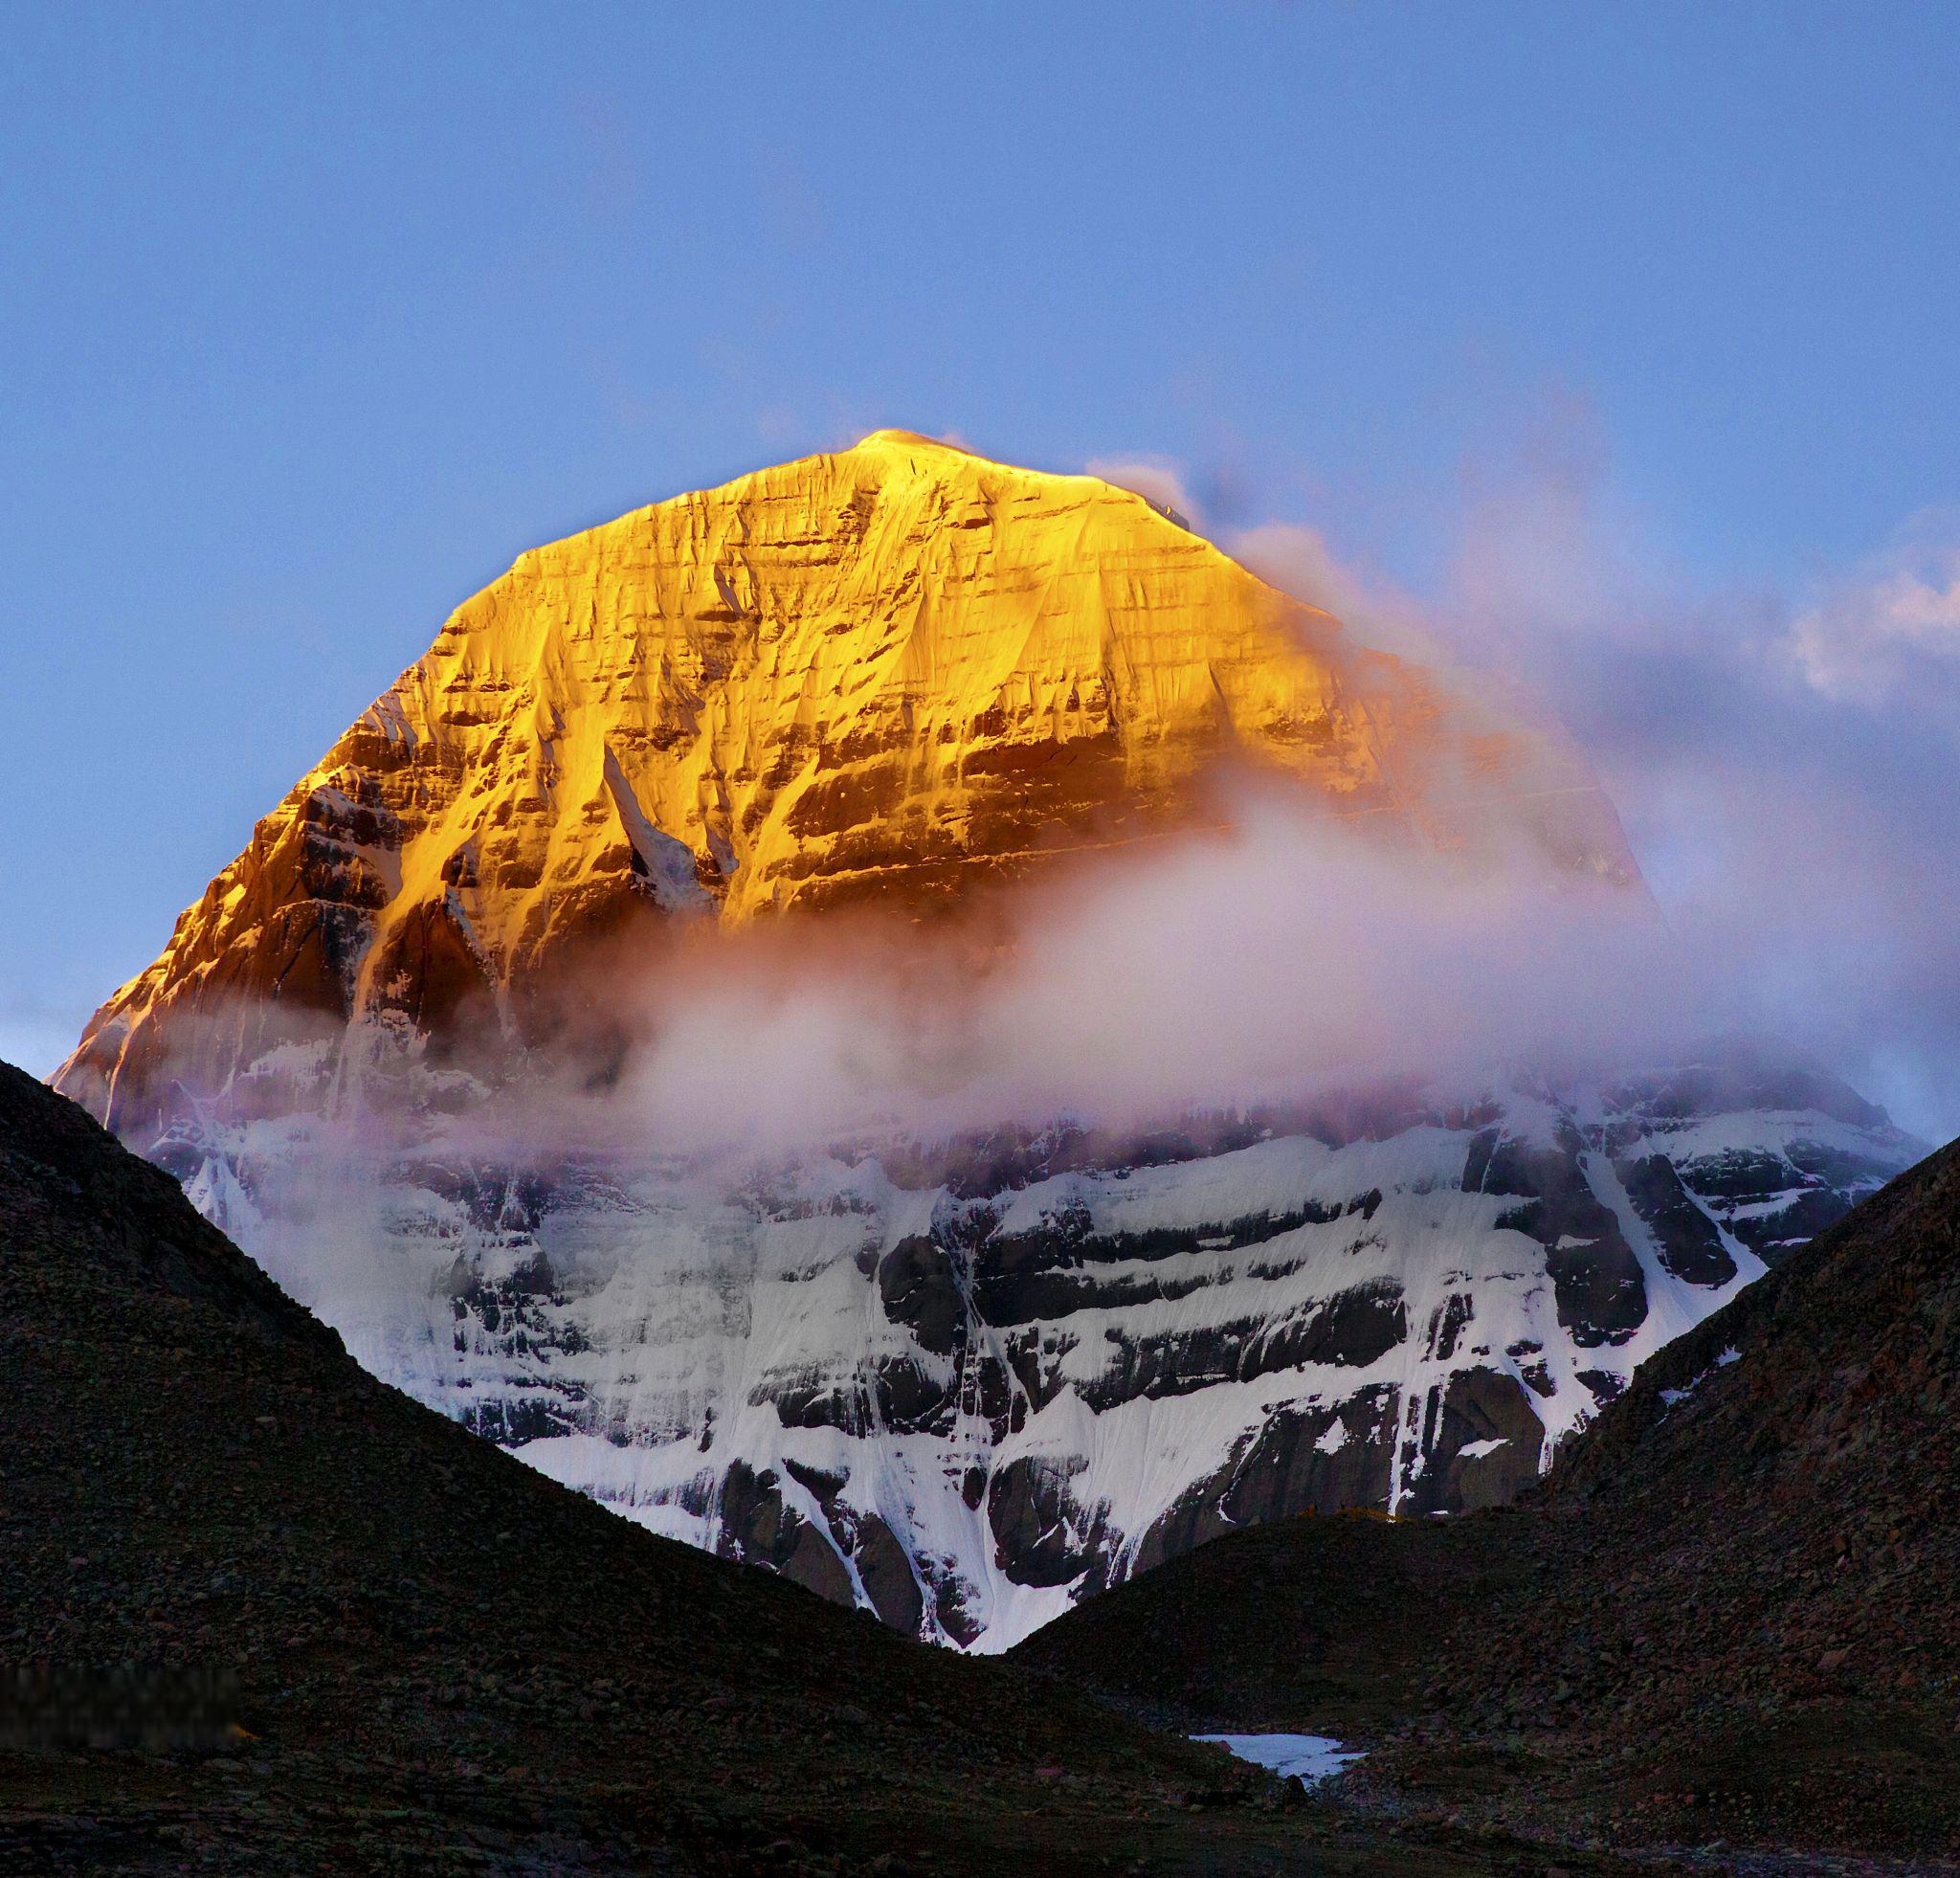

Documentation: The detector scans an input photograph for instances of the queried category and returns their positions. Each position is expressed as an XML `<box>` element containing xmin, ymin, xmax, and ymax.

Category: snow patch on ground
<box><xmin>1660</xmin><ymin>1347</ymin><xmax>1744</xmax><ymax>1408</ymax></box>
<box><xmin>1192</xmin><ymin>1733</ymin><xmax>1365</xmax><ymax>1785</ymax></box>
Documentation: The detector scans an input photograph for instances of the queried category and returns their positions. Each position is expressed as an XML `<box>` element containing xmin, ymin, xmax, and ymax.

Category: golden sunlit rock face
<box><xmin>59</xmin><ymin>430</ymin><xmax>1634</xmax><ymax>1131</ymax></box>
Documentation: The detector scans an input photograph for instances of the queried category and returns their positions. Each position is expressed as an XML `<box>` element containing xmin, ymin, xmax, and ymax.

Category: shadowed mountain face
<box><xmin>57</xmin><ymin>431</ymin><xmax>1634</xmax><ymax>1139</ymax></box>
<box><xmin>5</xmin><ymin>1058</ymin><xmax>1512</xmax><ymax>1876</ymax></box>
<box><xmin>1013</xmin><ymin>1134</ymin><xmax>1960</xmax><ymax>1864</ymax></box>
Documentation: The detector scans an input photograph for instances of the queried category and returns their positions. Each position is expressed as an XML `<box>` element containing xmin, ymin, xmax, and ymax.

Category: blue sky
<box><xmin>4</xmin><ymin>4</ymin><xmax>1958</xmax><ymax>1133</ymax></box>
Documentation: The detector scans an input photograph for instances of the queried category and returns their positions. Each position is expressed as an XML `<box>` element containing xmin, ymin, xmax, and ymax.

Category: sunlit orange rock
<box><xmin>58</xmin><ymin>430</ymin><xmax>1635</xmax><ymax>1132</ymax></box>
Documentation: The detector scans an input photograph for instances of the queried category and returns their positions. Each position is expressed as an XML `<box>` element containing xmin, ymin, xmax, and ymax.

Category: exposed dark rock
<box><xmin>987</xmin><ymin>1456</ymin><xmax>1106</xmax><ymax>1588</ymax></box>
<box><xmin>872</xmin><ymin>1353</ymin><xmax>957</xmax><ymax>1433</ymax></box>
<box><xmin>1480</xmin><ymin>1137</ymin><xmax>1648</xmax><ymax>1346</ymax></box>
<box><xmin>1615</xmin><ymin>1151</ymin><xmax>1736</xmax><ymax>1284</ymax></box>
<box><xmin>876</xmin><ymin>1234</ymin><xmax>963</xmax><ymax>1354</ymax></box>
<box><xmin>1400</xmin><ymin>1368</ymin><xmax>1545</xmax><ymax>1516</ymax></box>
<box><xmin>1080</xmin><ymin>1281</ymin><xmax>1407</xmax><ymax>1413</ymax></box>
<box><xmin>1133</xmin><ymin>1387</ymin><xmax>1400</xmax><ymax>1574</ymax></box>
<box><xmin>850</xmin><ymin>1510</ymin><xmax>925</xmax><ymax>1636</ymax></box>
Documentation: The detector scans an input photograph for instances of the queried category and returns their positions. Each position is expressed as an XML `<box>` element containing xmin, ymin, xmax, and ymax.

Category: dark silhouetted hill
<box><xmin>1016</xmin><ymin>1138</ymin><xmax>1960</xmax><ymax>1863</ymax></box>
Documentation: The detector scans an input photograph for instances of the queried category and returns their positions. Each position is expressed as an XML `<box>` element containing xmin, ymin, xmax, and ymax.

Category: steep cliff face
<box><xmin>57</xmin><ymin>431</ymin><xmax>1632</xmax><ymax>1137</ymax></box>
<box><xmin>158</xmin><ymin>1058</ymin><xmax>1916</xmax><ymax>1651</ymax></box>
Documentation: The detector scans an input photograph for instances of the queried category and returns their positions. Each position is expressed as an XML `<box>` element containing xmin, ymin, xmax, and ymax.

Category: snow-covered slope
<box><xmin>151</xmin><ymin>1055</ymin><xmax>1917</xmax><ymax>1652</ymax></box>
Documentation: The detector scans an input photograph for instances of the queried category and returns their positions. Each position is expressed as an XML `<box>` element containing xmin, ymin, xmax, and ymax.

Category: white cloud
<box><xmin>1789</xmin><ymin>541</ymin><xmax>1960</xmax><ymax>707</ymax></box>
<box><xmin>1083</xmin><ymin>456</ymin><xmax>1200</xmax><ymax>525</ymax></box>
<box><xmin>525</xmin><ymin>799</ymin><xmax>1697</xmax><ymax>1160</ymax></box>
<box><xmin>1392</xmin><ymin>454</ymin><xmax>1960</xmax><ymax>1145</ymax></box>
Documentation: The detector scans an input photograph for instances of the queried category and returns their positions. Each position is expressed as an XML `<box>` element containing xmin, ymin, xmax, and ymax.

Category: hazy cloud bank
<box><xmin>37</xmin><ymin>435</ymin><xmax>1960</xmax><ymax>1160</ymax></box>
<box><xmin>1206</xmin><ymin>453</ymin><xmax>1960</xmax><ymax>1145</ymax></box>
<box><xmin>580</xmin><ymin>809</ymin><xmax>1695</xmax><ymax>1160</ymax></box>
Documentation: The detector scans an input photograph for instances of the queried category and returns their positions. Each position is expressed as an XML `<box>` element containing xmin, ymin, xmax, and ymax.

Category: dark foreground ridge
<box><xmin>0</xmin><ymin>1061</ymin><xmax>1649</xmax><ymax>1876</ymax></box>
<box><xmin>1017</xmin><ymin>1136</ymin><xmax>1960</xmax><ymax>1866</ymax></box>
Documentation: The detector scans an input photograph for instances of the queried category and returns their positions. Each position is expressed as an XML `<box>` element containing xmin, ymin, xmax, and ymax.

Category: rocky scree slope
<box><xmin>1422</xmin><ymin>1123</ymin><xmax>1960</xmax><ymax>1853</ymax></box>
<box><xmin>1</xmin><ymin>1057</ymin><xmax>1519</xmax><ymax>1878</ymax></box>
<box><xmin>1014</xmin><ymin>1135</ymin><xmax>1960</xmax><ymax>1863</ymax></box>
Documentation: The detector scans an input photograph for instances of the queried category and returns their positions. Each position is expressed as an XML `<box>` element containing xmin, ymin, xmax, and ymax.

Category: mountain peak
<box><xmin>848</xmin><ymin>426</ymin><xmax>978</xmax><ymax>456</ymax></box>
<box><xmin>57</xmin><ymin>437</ymin><xmax>1637</xmax><ymax>1134</ymax></box>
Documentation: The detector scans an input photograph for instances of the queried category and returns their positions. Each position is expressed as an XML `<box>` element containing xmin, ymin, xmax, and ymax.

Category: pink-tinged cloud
<box><xmin>1788</xmin><ymin>525</ymin><xmax>1960</xmax><ymax>709</ymax></box>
